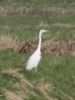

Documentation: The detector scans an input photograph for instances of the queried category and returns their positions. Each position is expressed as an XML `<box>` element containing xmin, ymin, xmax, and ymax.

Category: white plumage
<box><xmin>26</xmin><ymin>29</ymin><xmax>49</xmax><ymax>70</ymax></box>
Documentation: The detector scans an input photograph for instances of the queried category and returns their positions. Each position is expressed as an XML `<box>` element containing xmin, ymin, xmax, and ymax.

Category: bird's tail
<box><xmin>26</xmin><ymin>66</ymin><xmax>31</xmax><ymax>70</ymax></box>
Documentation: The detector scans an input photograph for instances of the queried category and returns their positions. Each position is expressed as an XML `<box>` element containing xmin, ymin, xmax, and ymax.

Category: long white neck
<box><xmin>37</xmin><ymin>31</ymin><xmax>43</xmax><ymax>52</ymax></box>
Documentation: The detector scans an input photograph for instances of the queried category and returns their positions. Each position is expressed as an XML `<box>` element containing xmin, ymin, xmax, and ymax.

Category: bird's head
<box><xmin>40</xmin><ymin>29</ymin><xmax>50</xmax><ymax>33</ymax></box>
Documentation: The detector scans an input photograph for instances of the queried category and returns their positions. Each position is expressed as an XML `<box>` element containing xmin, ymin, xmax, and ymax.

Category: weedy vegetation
<box><xmin>0</xmin><ymin>0</ymin><xmax>75</xmax><ymax>100</ymax></box>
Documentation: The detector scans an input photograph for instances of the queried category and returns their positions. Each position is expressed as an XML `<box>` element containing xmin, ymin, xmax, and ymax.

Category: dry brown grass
<box><xmin>1</xmin><ymin>69</ymin><xmax>73</xmax><ymax>100</ymax></box>
<box><xmin>0</xmin><ymin>6</ymin><xmax>13</xmax><ymax>16</ymax></box>
<box><xmin>55</xmin><ymin>90</ymin><xmax>74</xmax><ymax>100</ymax></box>
<box><xmin>16</xmin><ymin>39</ymin><xmax>37</xmax><ymax>53</ymax></box>
<box><xmin>1</xmin><ymin>69</ymin><xmax>37</xmax><ymax>99</ymax></box>
<box><xmin>62</xmin><ymin>92</ymin><xmax>74</xmax><ymax>100</ymax></box>
<box><xmin>1</xmin><ymin>69</ymin><xmax>33</xmax><ymax>88</ymax></box>
<box><xmin>51</xmin><ymin>23</ymin><xmax>75</xmax><ymax>28</ymax></box>
<box><xmin>1</xmin><ymin>35</ymin><xmax>75</xmax><ymax>55</ymax></box>
<box><xmin>0</xmin><ymin>6</ymin><xmax>75</xmax><ymax>15</ymax></box>
<box><xmin>36</xmin><ymin>21</ymin><xmax>50</xmax><ymax>28</ymax></box>
<box><xmin>1</xmin><ymin>69</ymin><xmax>56</xmax><ymax>100</ymax></box>
<box><xmin>37</xmin><ymin>79</ymin><xmax>57</xmax><ymax>100</ymax></box>
<box><xmin>15</xmin><ymin>39</ymin><xmax>75</xmax><ymax>55</ymax></box>
<box><xmin>0</xmin><ymin>35</ymin><xmax>19</xmax><ymax>51</ymax></box>
<box><xmin>1</xmin><ymin>88</ymin><xmax>24</xmax><ymax>100</ymax></box>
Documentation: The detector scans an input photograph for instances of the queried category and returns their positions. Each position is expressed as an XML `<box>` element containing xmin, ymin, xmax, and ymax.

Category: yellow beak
<box><xmin>46</xmin><ymin>30</ymin><xmax>50</xmax><ymax>32</ymax></box>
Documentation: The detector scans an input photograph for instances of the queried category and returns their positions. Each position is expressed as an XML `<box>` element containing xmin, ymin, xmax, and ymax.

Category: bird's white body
<box><xmin>26</xmin><ymin>50</ymin><xmax>41</xmax><ymax>70</ymax></box>
<box><xmin>26</xmin><ymin>29</ymin><xmax>49</xmax><ymax>70</ymax></box>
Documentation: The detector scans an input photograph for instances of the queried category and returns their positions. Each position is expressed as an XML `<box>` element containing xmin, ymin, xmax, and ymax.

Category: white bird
<box><xmin>26</xmin><ymin>29</ymin><xmax>49</xmax><ymax>71</ymax></box>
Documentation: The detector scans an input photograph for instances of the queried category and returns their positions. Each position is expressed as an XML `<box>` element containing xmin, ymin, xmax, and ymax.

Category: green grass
<box><xmin>0</xmin><ymin>50</ymin><xmax>75</xmax><ymax>99</ymax></box>
<box><xmin>0</xmin><ymin>1</ymin><xmax>75</xmax><ymax>100</ymax></box>
<box><xmin>0</xmin><ymin>13</ymin><xmax>75</xmax><ymax>41</ymax></box>
<box><xmin>0</xmin><ymin>0</ymin><xmax>75</xmax><ymax>7</ymax></box>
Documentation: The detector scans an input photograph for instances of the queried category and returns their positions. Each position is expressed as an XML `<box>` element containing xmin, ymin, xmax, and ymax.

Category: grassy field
<box><xmin>0</xmin><ymin>1</ymin><xmax>75</xmax><ymax>100</ymax></box>
<box><xmin>0</xmin><ymin>0</ymin><xmax>75</xmax><ymax>7</ymax></box>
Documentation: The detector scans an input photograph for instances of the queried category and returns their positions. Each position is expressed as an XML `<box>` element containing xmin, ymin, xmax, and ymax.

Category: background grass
<box><xmin>0</xmin><ymin>0</ymin><xmax>75</xmax><ymax>7</ymax></box>
<box><xmin>0</xmin><ymin>0</ymin><xmax>75</xmax><ymax>100</ymax></box>
<box><xmin>0</xmin><ymin>13</ymin><xmax>75</xmax><ymax>41</ymax></box>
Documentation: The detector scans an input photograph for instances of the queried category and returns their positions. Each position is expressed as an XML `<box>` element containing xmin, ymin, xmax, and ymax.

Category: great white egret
<box><xmin>26</xmin><ymin>29</ymin><xmax>49</xmax><ymax>70</ymax></box>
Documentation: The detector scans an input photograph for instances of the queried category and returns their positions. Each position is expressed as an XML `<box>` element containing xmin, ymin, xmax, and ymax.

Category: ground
<box><xmin>0</xmin><ymin>0</ymin><xmax>75</xmax><ymax>100</ymax></box>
